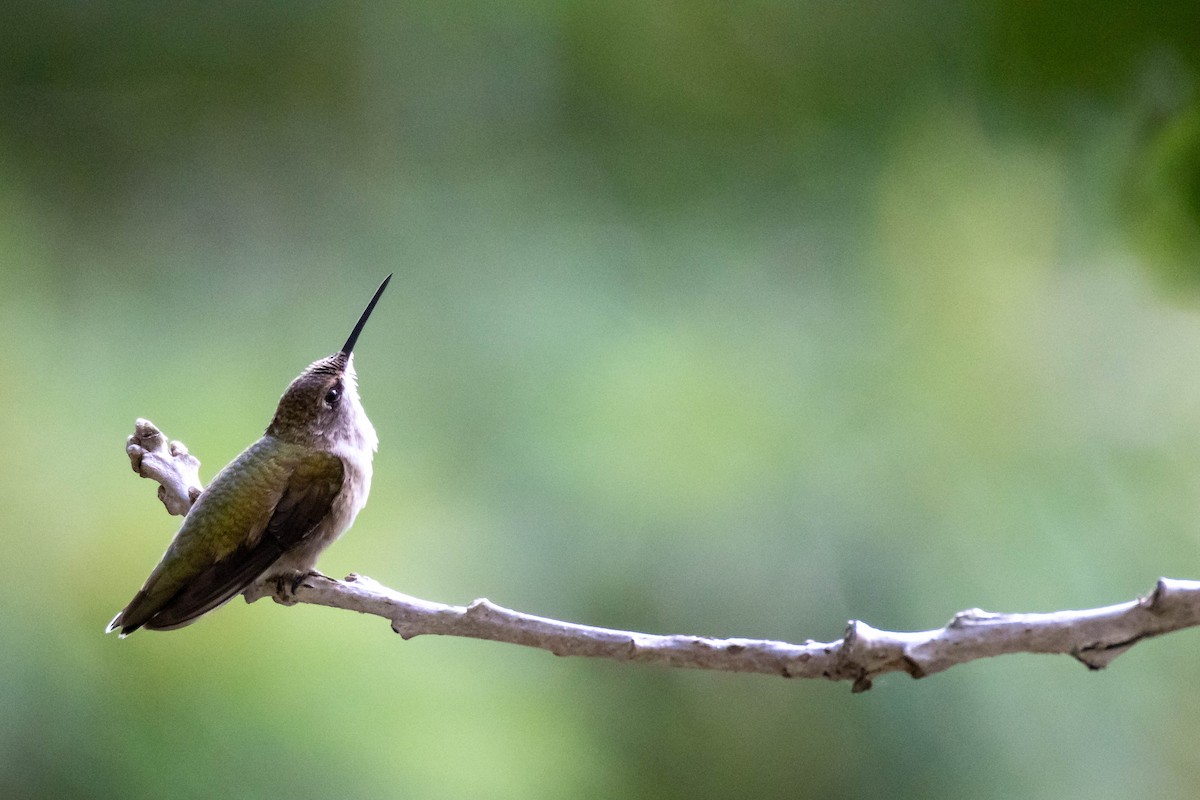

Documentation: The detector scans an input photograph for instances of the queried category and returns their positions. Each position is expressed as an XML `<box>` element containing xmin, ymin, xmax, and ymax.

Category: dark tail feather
<box><xmin>106</xmin><ymin>590</ymin><xmax>154</xmax><ymax>637</ymax></box>
<box><xmin>106</xmin><ymin>538</ymin><xmax>284</xmax><ymax>636</ymax></box>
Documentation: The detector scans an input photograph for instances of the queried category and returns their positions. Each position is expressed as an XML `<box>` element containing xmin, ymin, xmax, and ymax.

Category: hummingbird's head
<box><xmin>265</xmin><ymin>275</ymin><xmax>390</xmax><ymax>451</ymax></box>
<box><xmin>267</xmin><ymin>352</ymin><xmax>376</xmax><ymax>452</ymax></box>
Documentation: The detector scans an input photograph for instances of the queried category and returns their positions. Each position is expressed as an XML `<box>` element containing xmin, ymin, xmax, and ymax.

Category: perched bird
<box><xmin>107</xmin><ymin>275</ymin><xmax>391</xmax><ymax>636</ymax></box>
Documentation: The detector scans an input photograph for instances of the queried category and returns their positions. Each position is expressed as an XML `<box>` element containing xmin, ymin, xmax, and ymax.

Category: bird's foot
<box><xmin>271</xmin><ymin>570</ymin><xmax>329</xmax><ymax>605</ymax></box>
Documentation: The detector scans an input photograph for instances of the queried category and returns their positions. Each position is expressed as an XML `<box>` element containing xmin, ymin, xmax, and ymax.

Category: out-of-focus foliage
<box><xmin>3</xmin><ymin>2</ymin><xmax>1200</xmax><ymax>798</ymax></box>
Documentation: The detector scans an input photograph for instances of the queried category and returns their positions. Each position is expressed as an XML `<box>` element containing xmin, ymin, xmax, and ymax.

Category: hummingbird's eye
<box><xmin>324</xmin><ymin>383</ymin><xmax>343</xmax><ymax>407</ymax></box>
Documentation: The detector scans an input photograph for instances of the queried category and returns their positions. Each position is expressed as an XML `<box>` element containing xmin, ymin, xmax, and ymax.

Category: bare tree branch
<box><xmin>124</xmin><ymin>420</ymin><xmax>1200</xmax><ymax>691</ymax></box>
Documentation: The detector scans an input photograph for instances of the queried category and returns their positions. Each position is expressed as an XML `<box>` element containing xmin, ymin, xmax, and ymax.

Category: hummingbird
<box><xmin>106</xmin><ymin>275</ymin><xmax>391</xmax><ymax>637</ymax></box>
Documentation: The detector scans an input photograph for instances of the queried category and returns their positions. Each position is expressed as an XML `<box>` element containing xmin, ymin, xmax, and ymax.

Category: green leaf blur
<box><xmin>3</xmin><ymin>2</ymin><xmax>1200</xmax><ymax>798</ymax></box>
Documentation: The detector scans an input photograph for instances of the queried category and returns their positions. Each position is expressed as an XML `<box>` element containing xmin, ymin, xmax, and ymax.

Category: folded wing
<box><xmin>112</xmin><ymin>452</ymin><xmax>344</xmax><ymax>634</ymax></box>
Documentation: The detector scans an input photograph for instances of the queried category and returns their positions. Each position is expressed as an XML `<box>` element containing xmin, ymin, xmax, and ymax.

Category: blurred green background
<box><xmin>4</xmin><ymin>2</ymin><xmax>1200</xmax><ymax>798</ymax></box>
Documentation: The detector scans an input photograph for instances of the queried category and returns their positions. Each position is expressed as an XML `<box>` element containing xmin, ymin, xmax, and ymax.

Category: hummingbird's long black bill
<box><xmin>341</xmin><ymin>274</ymin><xmax>392</xmax><ymax>356</ymax></box>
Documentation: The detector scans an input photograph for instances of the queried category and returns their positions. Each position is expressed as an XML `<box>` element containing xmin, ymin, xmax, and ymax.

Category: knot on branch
<box><xmin>127</xmin><ymin>419</ymin><xmax>202</xmax><ymax>516</ymax></box>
